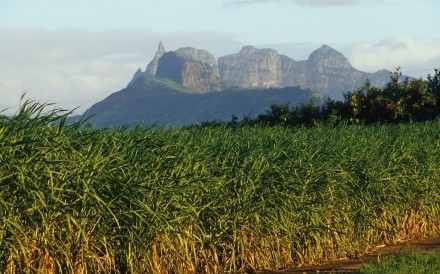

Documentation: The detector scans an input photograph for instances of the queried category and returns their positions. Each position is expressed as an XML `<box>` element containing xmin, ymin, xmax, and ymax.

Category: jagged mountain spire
<box><xmin>145</xmin><ymin>41</ymin><xmax>166</xmax><ymax>76</ymax></box>
<box><xmin>157</xmin><ymin>41</ymin><xmax>165</xmax><ymax>56</ymax></box>
<box><xmin>126</xmin><ymin>41</ymin><xmax>166</xmax><ymax>87</ymax></box>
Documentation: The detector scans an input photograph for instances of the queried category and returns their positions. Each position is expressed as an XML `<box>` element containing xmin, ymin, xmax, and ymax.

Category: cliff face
<box><xmin>175</xmin><ymin>47</ymin><xmax>219</xmax><ymax>75</ymax></box>
<box><xmin>218</xmin><ymin>44</ymin><xmax>391</xmax><ymax>98</ymax></box>
<box><xmin>304</xmin><ymin>45</ymin><xmax>390</xmax><ymax>96</ymax></box>
<box><xmin>156</xmin><ymin>52</ymin><xmax>185</xmax><ymax>84</ymax></box>
<box><xmin>156</xmin><ymin>49</ymin><xmax>221</xmax><ymax>93</ymax></box>
<box><xmin>218</xmin><ymin>46</ymin><xmax>282</xmax><ymax>88</ymax></box>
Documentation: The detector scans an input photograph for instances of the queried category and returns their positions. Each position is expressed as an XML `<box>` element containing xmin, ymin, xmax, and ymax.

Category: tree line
<box><xmin>204</xmin><ymin>67</ymin><xmax>440</xmax><ymax>127</ymax></box>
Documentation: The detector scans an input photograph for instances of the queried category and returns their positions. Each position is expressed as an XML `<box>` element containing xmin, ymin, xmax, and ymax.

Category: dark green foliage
<box><xmin>226</xmin><ymin>67</ymin><xmax>440</xmax><ymax>127</ymax></box>
<box><xmin>346</xmin><ymin>68</ymin><xmax>438</xmax><ymax>123</ymax></box>
<box><xmin>255</xmin><ymin>101</ymin><xmax>323</xmax><ymax>127</ymax></box>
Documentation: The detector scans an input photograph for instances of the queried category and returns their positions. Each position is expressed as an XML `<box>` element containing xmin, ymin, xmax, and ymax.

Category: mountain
<box><xmin>128</xmin><ymin>43</ymin><xmax>392</xmax><ymax>99</ymax></box>
<box><xmin>86</xmin><ymin>76</ymin><xmax>318</xmax><ymax>127</ymax></box>
<box><xmin>85</xmin><ymin>42</ymin><xmax>396</xmax><ymax>127</ymax></box>
<box><xmin>218</xmin><ymin>45</ymin><xmax>390</xmax><ymax>98</ymax></box>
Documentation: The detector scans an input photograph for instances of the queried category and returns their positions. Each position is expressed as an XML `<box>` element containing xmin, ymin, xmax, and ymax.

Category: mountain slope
<box><xmin>86</xmin><ymin>76</ymin><xmax>318</xmax><ymax>127</ymax></box>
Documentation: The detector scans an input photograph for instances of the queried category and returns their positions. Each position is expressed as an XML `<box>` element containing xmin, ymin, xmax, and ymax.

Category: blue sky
<box><xmin>1</xmin><ymin>0</ymin><xmax>440</xmax><ymax>113</ymax></box>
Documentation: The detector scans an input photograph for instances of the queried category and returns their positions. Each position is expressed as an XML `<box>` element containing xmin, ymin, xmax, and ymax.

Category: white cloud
<box><xmin>0</xmin><ymin>29</ymin><xmax>150</xmax><ymax>114</ymax></box>
<box><xmin>0</xmin><ymin>28</ymin><xmax>240</xmax><ymax>115</ymax></box>
<box><xmin>343</xmin><ymin>37</ymin><xmax>440</xmax><ymax>78</ymax></box>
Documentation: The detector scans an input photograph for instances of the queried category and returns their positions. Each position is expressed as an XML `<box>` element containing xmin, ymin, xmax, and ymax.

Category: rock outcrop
<box><xmin>146</xmin><ymin>41</ymin><xmax>166</xmax><ymax>76</ymax></box>
<box><xmin>156</xmin><ymin>49</ymin><xmax>221</xmax><ymax>93</ymax></box>
<box><xmin>218</xmin><ymin>46</ymin><xmax>282</xmax><ymax>88</ymax></box>
<box><xmin>127</xmin><ymin>42</ymin><xmax>166</xmax><ymax>86</ymax></box>
<box><xmin>127</xmin><ymin>68</ymin><xmax>144</xmax><ymax>87</ymax></box>
<box><xmin>304</xmin><ymin>45</ymin><xmax>390</xmax><ymax>96</ymax></box>
<box><xmin>308</xmin><ymin>45</ymin><xmax>352</xmax><ymax>71</ymax></box>
<box><xmin>175</xmin><ymin>47</ymin><xmax>219</xmax><ymax>75</ymax></box>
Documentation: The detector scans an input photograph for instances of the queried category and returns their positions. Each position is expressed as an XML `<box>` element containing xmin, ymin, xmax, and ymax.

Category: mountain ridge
<box><xmin>84</xmin><ymin>42</ymin><xmax>398</xmax><ymax>127</ymax></box>
<box><xmin>128</xmin><ymin>43</ymin><xmax>392</xmax><ymax>98</ymax></box>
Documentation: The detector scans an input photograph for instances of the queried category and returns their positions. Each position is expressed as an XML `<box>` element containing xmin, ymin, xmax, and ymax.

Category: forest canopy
<box><xmin>217</xmin><ymin>67</ymin><xmax>440</xmax><ymax>127</ymax></box>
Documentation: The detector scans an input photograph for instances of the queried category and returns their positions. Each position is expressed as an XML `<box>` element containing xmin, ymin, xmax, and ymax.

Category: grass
<box><xmin>357</xmin><ymin>251</ymin><xmax>440</xmax><ymax>274</ymax></box>
<box><xmin>0</xmin><ymin>100</ymin><xmax>439</xmax><ymax>273</ymax></box>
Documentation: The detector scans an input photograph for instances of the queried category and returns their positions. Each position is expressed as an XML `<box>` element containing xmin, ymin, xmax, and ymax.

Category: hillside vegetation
<box><xmin>86</xmin><ymin>76</ymin><xmax>316</xmax><ymax>127</ymax></box>
<box><xmin>1</xmin><ymin>100</ymin><xmax>439</xmax><ymax>273</ymax></box>
<box><xmin>234</xmin><ymin>68</ymin><xmax>440</xmax><ymax>127</ymax></box>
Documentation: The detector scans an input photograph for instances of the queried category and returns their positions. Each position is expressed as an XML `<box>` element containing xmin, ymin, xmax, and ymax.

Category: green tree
<box><xmin>427</xmin><ymin>68</ymin><xmax>440</xmax><ymax>116</ymax></box>
<box><xmin>291</xmin><ymin>100</ymin><xmax>322</xmax><ymax>126</ymax></box>
<box><xmin>257</xmin><ymin>103</ymin><xmax>292</xmax><ymax>126</ymax></box>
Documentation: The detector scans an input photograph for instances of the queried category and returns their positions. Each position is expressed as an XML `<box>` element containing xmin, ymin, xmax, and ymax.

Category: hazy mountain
<box><xmin>85</xmin><ymin>43</ymin><xmax>395</xmax><ymax>127</ymax></box>
<box><xmin>218</xmin><ymin>45</ymin><xmax>391</xmax><ymax>99</ymax></box>
<box><xmin>128</xmin><ymin>43</ymin><xmax>392</xmax><ymax>98</ymax></box>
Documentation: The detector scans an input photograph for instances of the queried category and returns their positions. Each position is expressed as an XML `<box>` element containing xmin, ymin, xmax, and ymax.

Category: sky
<box><xmin>1</xmin><ymin>0</ymin><xmax>440</xmax><ymax>114</ymax></box>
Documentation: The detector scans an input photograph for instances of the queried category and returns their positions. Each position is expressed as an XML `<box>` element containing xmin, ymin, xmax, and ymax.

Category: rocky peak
<box><xmin>133</xmin><ymin>68</ymin><xmax>142</xmax><ymax>75</ymax></box>
<box><xmin>145</xmin><ymin>41</ymin><xmax>166</xmax><ymax>76</ymax></box>
<box><xmin>240</xmin><ymin>45</ymin><xmax>257</xmax><ymax>54</ymax></box>
<box><xmin>175</xmin><ymin>47</ymin><xmax>217</xmax><ymax>66</ymax></box>
<box><xmin>238</xmin><ymin>45</ymin><xmax>278</xmax><ymax>55</ymax></box>
<box><xmin>157</xmin><ymin>41</ymin><xmax>165</xmax><ymax>56</ymax></box>
<box><xmin>308</xmin><ymin>45</ymin><xmax>352</xmax><ymax>70</ymax></box>
<box><xmin>126</xmin><ymin>68</ymin><xmax>144</xmax><ymax>86</ymax></box>
<box><xmin>126</xmin><ymin>42</ymin><xmax>166</xmax><ymax>86</ymax></box>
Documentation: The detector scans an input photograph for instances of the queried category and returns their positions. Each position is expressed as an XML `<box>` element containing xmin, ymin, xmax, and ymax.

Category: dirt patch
<box><xmin>260</xmin><ymin>234</ymin><xmax>440</xmax><ymax>274</ymax></box>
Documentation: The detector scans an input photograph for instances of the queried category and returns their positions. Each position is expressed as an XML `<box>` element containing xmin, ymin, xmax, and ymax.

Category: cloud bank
<box><xmin>344</xmin><ymin>37</ymin><xmax>440</xmax><ymax>77</ymax></box>
<box><xmin>0</xmin><ymin>28</ymin><xmax>151</xmax><ymax>114</ymax></box>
